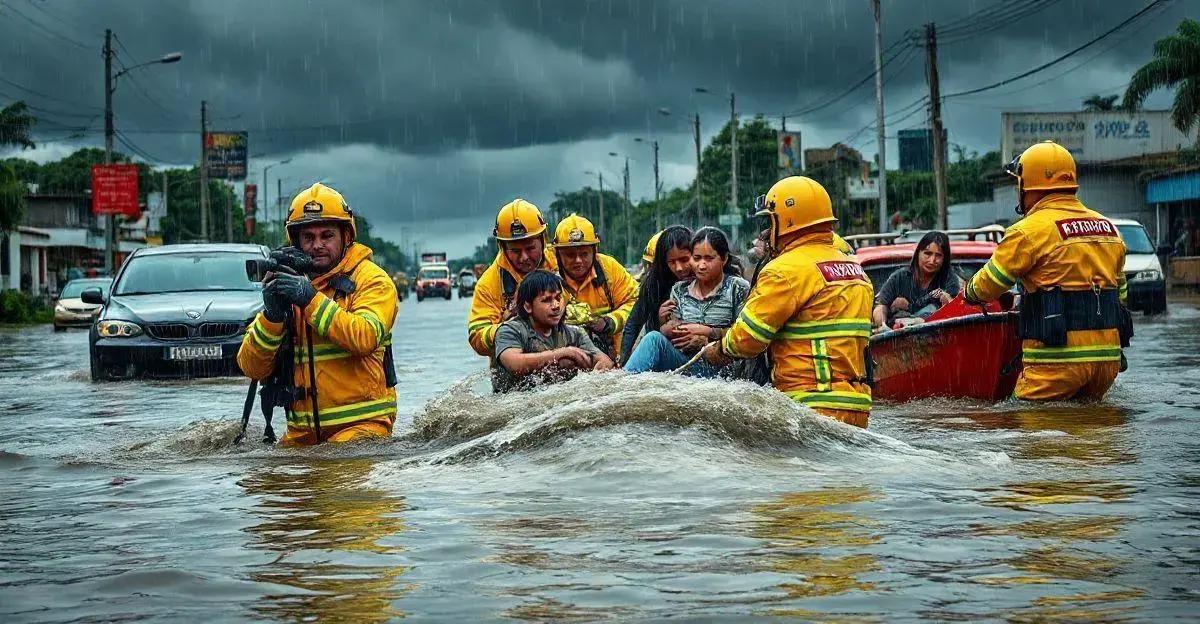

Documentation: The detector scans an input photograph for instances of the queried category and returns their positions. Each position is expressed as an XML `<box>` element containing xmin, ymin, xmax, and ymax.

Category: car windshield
<box><xmin>420</xmin><ymin>268</ymin><xmax>449</xmax><ymax>280</ymax></box>
<box><xmin>1117</xmin><ymin>225</ymin><xmax>1155</xmax><ymax>254</ymax></box>
<box><xmin>60</xmin><ymin>280</ymin><xmax>109</xmax><ymax>299</ymax></box>
<box><xmin>115</xmin><ymin>252</ymin><xmax>262</xmax><ymax>295</ymax></box>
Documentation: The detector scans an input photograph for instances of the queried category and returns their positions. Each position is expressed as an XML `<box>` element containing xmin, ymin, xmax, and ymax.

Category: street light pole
<box><xmin>262</xmin><ymin>157</ymin><xmax>292</xmax><ymax>243</ymax></box>
<box><xmin>622</xmin><ymin>157</ymin><xmax>631</xmax><ymax>264</ymax></box>
<box><xmin>103</xmin><ymin>29</ymin><xmax>114</xmax><ymax>273</ymax></box>
<box><xmin>872</xmin><ymin>0</ymin><xmax>889</xmax><ymax>232</ymax></box>
<box><xmin>200</xmin><ymin>100</ymin><xmax>209</xmax><ymax>242</ymax></box>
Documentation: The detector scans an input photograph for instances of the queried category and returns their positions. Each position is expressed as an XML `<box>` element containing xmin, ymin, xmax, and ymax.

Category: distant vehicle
<box><xmin>457</xmin><ymin>269</ymin><xmax>477</xmax><ymax>298</ymax></box>
<box><xmin>1112</xmin><ymin>219</ymin><xmax>1167</xmax><ymax>315</ymax></box>
<box><xmin>392</xmin><ymin>271</ymin><xmax>409</xmax><ymax>301</ymax></box>
<box><xmin>54</xmin><ymin>277</ymin><xmax>111</xmax><ymax>331</ymax></box>
<box><xmin>86</xmin><ymin>243</ymin><xmax>269</xmax><ymax>382</ymax></box>
<box><xmin>415</xmin><ymin>265</ymin><xmax>452</xmax><ymax>301</ymax></box>
<box><xmin>420</xmin><ymin>252</ymin><xmax>448</xmax><ymax>265</ymax></box>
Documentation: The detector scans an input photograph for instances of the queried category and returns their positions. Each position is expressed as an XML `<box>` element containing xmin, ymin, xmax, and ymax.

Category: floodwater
<box><xmin>2</xmin><ymin>297</ymin><xmax>1198</xmax><ymax>622</ymax></box>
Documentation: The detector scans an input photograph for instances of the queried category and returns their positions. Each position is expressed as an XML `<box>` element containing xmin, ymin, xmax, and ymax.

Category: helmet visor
<box><xmin>752</xmin><ymin>194</ymin><xmax>772</xmax><ymax>219</ymax></box>
<box><xmin>1004</xmin><ymin>156</ymin><xmax>1021</xmax><ymax>179</ymax></box>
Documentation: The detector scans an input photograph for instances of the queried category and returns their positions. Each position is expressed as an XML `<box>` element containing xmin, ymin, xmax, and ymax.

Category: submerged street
<box><xmin>2</xmin><ymin>297</ymin><xmax>1197</xmax><ymax>622</ymax></box>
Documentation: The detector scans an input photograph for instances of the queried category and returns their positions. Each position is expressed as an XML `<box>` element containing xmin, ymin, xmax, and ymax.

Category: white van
<box><xmin>1112</xmin><ymin>218</ymin><xmax>1167</xmax><ymax>315</ymax></box>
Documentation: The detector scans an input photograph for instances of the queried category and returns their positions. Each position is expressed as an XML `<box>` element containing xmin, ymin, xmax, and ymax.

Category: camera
<box><xmin>246</xmin><ymin>247</ymin><xmax>316</xmax><ymax>282</ymax></box>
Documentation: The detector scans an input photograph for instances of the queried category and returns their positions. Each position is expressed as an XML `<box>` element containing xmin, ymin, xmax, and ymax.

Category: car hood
<box><xmin>58</xmin><ymin>297</ymin><xmax>101</xmax><ymax>310</ymax></box>
<box><xmin>1123</xmin><ymin>253</ymin><xmax>1162</xmax><ymax>273</ymax></box>
<box><xmin>105</xmin><ymin>290</ymin><xmax>263</xmax><ymax>323</ymax></box>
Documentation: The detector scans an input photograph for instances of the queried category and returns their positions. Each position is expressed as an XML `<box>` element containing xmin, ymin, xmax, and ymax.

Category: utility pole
<box><xmin>693</xmin><ymin>113</ymin><xmax>702</xmax><ymax>228</ymax></box>
<box><xmin>925</xmin><ymin>22</ymin><xmax>948</xmax><ymax>230</ymax></box>
<box><xmin>277</xmin><ymin>177</ymin><xmax>283</xmax><ymax>245</ymax></box>
<box><xmin>729</xmin><ymin>92</ymin><xmax>738</xmax><ymax>228</ymax></box>
<box><xmin>873</xmin><ymin>0</ymin><xmax>889</xmax><ymax>233</ymax></box>
<box><xmin>225</xmin><ymin>179</ymin><xmax>233</xmax><ymax>243</ymax></box>
<box><xmin>622</xmin><ymin>157</ymin><xmax>631</xmax><ymax>265</ymax></box>
<box><xmin>652</xmin><ymin>140</ymin><xmax>661</xmax><ymax>231</ymax></box>
<box><xmin>103</xmin><ymin>29</ymin><xmax>115</xmax><ymax>273</ymax></box>
<box><xmin>598</xmin><ymin>173</ymin><xmax>606</xmax><ymax>242</ymax></box>
<box><xmin>200</xmin><ymin>100</ymin><xmax>209</xmax><ymax>242</ymax></box>
<box><xmin>161</xmin><ymin>170</ymin><xmax>168</xmax><ymax>241</ymax></box>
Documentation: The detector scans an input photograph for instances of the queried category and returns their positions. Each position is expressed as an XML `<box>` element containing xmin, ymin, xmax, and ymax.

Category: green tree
<box><xmin>149</xmin><ymin>166</ymin><xmax>246</xmax><ymax>244</ymax></box>
<box><xmin>355</xmin><ymin>214</ymin><xmax>409</xmax><ymax>274</ymax></box>
<box><xmin>0</xmin><ymin>101</ymin><xmax>36</xmax><ymax>231</ymax></box>
<box><xmin>1082</xmin><ymin>94</ymin><xmax>1120</xmax><ymax>111</ymax></box>
<box><xmin>1123</xmin><ymin>18</ymin><xmax>1200</xmax><ymax>138</ymax></box>
<box><xmin>698</xmin><ymin>116</ymin><xmax>779</xmax><ymax>224</ymax></box>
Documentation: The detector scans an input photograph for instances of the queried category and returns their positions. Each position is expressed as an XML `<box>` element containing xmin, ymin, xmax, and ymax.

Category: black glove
<box><xmin>266</xmin><ymin>272</ymin><xmax>317</xmax><ymax>308</ymax></box>
<box><xmin>269</xmin><ymin>246</ymin><xmax>315</xmax><ymax>275</ymax></box>
<box><xmin>261</xmin><ymin>283</ymin><xmax>291</xmax><ymax>323</ymax></box>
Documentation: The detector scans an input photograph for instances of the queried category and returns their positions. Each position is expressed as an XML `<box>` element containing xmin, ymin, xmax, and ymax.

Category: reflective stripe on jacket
<box><xmin>560</xmin><ymin>252</ymin><xmax>638</xmax><ymax>360</ymax></box>
<box><xmin>467</xmin><ymin>249</ymin><xmax>558</xmax><ymax>356</ymax></box>
<box><xmin>722</xmin><ymin>231</ymin><xmax>874</xmax><ymax>413</ymax></box>
<box><xmin>966</xmin><ymin>194</ymin><xmax>1127</xmax><ymax>363</ymax></box>
<box><xmin>237</xmin><ymin>242</ymin><xmax>398</xmax><ymax>442</ymax></box>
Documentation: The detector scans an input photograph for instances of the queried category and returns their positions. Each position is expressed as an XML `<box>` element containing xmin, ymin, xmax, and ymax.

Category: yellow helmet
<box><xmin>553</xmin><ymin>213</ymin><xmax>600</xmax><ymax>247</ymax></box>
<box><xmin>1006</xmin><ymin>140</ymin><xmax>1078</xmax><ymax>194</ymax></box>
<box><xmin>286</xmin><ymin>182</ymin><xmax>355</xmax><ymax>243</ymax></box>
<box><xmin>642</xmin><ymin>230</ymin><xmax>663</xmax><ymax>263</ymax></box>
<box><xmin>493</xmin><ymin>198</ymin><xmax>547</xmax><ymax>242</ymax></box>
<box><xmin>754</xmin><ymin>176</ymin><xmax>834</xmax><ymax>247</ymax></box>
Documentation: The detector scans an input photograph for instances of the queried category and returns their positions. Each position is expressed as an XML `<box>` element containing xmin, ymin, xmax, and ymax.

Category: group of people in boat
<box><xmin>236</xmin><ymin>140</ymin><xmax>1132</xmax><ymax>446</ymax></box>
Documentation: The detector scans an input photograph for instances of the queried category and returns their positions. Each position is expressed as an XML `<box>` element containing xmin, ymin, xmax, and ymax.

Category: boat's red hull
<box><xmin>870</xmin><ymin>311</ymin><xmax>1022</xmax><ymax>402</ymax></box>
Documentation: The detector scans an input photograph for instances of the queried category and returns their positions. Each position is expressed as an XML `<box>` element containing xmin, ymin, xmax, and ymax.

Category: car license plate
<box><xmin>166</xmin><ymin>345</ymin><xmax>223</xmax><ymax>360</ymax></box>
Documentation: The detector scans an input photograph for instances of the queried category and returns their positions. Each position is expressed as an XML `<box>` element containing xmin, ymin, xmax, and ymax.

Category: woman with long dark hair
<box><xmin>623</xmin><ymin>227</ymin><xmax>751</xmax><ymax>375</ymax></box>
<box><xmin>871</xmin><ymin>230</ymin><xmax>960</xmax><ymax>330</ymax></box>
<box><xmin>618</xmin><ymin>226</ymin><xmax>694</xmax><ymax>364</ymax></box>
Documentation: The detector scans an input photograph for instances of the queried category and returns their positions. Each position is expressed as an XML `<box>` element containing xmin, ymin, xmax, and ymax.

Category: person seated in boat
<box><xmin>872</xmin><ymin>231</ymin><xmax>960</xmax><ymax>332</ymax></box>
<box><xmin>624</xmin><ymin>227</ymin><xmax>750</xmax><ymax>376</ymax></box>
<box><xmin>619</xmin><ymin>225</ymin><xmax>695</xmax><ymax>364</ymax></box>
<box><xmin>492</xmin><ymin>269</ymin><xmax>615</xmax><ymax>393</ymax></box>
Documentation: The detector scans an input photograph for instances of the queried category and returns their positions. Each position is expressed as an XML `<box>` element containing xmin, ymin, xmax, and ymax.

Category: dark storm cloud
<box><xmin>0</xmin><ymin>0</ymin><xmax>1189</xmax><ymax>255</ymax></box>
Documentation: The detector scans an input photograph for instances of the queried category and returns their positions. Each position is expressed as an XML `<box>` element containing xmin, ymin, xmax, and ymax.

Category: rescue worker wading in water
<box><xmin>552</xmin><ymin>213</ymin><xmax>638</xmax><ymax>361</ymax></box>
<box><xmin>468</xmin><ymin>199</ymin><xmax>558</xmax><ymax>356</ymax></box>
<box><xmin>701</xmin><ymin>176</ymin><xmax>875</xmax><ymax>428</ymax></box>
<box><xmin>965</xmin><ymin>140</ymin><xmax>1131</xmax><ymax>401</ymax></box>
<box><xmin>238</xmin><ymin>183</ymin><xmax>399</xmax><ymax>446</ymax></box>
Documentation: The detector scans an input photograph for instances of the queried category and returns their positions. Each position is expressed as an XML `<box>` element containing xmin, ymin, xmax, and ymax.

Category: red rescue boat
<box><xmin>848</xmin><ymin>227</ymin><xmax>1023</xmax><ymax>401</ymax></box>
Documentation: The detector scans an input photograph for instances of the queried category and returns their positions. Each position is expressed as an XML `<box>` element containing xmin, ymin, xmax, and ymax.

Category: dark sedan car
<box><xmin>85</xmin><ymin>244</ymin><xmax>269</xmax><ymax>381</ymax></box>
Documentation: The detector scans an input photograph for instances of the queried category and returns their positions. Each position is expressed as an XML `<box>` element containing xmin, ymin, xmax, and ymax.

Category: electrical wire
<box><xmin>0</xmin><ymin>1</ymin><xmax>91</xmax><ymax>50</ymax></box>
<box><xmin>111</xmin><ymin>33</ymin><xmax>187</xmax><ymax>121</ymax></box>
<box><xmin>114</xmin><ymin>128</ymin><xmax>170</xmax><ymax>164</ymax></box>
<box><xmin>943</xmin><ymin>0</ymin><xmax>1166</xmax><ymax>100</ymax></box>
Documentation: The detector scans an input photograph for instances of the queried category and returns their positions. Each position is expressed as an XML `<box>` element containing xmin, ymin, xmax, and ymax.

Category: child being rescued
<box><xmin>623</xmin><ymin>227</ymin><xmax>750</xmax><ymax>377</ymax></box>
<box><xmin>492</xmin><ymin>269</ymin><xmax>615</xmax><ymax>393</ymax></box>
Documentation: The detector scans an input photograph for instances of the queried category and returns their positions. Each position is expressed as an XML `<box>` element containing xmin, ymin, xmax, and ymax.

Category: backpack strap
<box><xmin>591</xmin><ymin>256</ymin><xmax>615</xmax><ymax>311</ymax></box>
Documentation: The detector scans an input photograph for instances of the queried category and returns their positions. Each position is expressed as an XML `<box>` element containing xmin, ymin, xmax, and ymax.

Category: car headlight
<box><xmin>1132</xmin><ymin>270</ymin><xmax>1162</xmax><ymax>282</ymax></box>
<box><xmin>96</xmin><ymin>320</ymin><xmax>143</xmax><ymax>338</ymax></box>
<box><xmin>55</xmin><ymin>303</ymin><xmax>66</xmax><ymax>312</ymax></box>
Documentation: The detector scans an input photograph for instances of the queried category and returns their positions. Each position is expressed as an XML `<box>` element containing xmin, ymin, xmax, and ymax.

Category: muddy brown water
<box><xmin>1</xmin><ymin>298</ymin><xmax>1197</xmax><ymax>622</ymax></box>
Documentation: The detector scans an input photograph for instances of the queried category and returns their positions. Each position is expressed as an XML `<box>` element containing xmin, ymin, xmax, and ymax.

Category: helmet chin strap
<box><xmin>1014</xmin><ymin>184</ymin><xmax>1027</xmax><ymax>216</ymax></box>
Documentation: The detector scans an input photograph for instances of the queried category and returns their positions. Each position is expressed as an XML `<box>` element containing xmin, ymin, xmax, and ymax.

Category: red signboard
<box><xmin>244</xmin><ymin>184</ymin><xmax>258</xmax><ymax>217</ymax></box>
<box><xmin>91</xmin><ymin>164</ymin><xmax>140</xmax><ymax>217</ymax></box>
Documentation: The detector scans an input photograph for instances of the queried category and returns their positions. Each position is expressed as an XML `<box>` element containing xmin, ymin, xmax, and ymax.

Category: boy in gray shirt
<box><xmin>492</xmin><ymin>270</ymin><xmax>615</xmax><ymax>393</ymax></box>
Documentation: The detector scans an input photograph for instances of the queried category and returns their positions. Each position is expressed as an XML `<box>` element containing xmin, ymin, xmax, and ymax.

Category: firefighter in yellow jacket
<box><xmin>467</xmin><ymin>199</ymin><xmax>558</xmax><ymax>356</ymax></box>
<box><xmin>552</xmin><ymin>213</ymin><xmax>638</xmax><ymax>360</ymax></box>
<box><xmin>238</xmin><ymin>183</ymin><xmax>398</xmax><ymax>446</ymax></box>
<box><xmin>702</xmin><ymin>176</ymin><xmax>874</xmax><ymax>428</ymax></box>
<box><xmin>965</xmin><ymin>140</ymin><xmax>1130</xmax><ymax>401</ymax></box>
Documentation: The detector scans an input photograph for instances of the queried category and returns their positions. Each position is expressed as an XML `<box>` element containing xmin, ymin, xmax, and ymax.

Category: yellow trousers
<box><xmin>815</xmin><ymin>408</ymin><xmax>869</xmax><ymax>429</ymax></box>
<box><xmin>1014</xmin><ymin>361</ymin><xmax>1120</xmax><ymax>402</ymax></box>
<box><xmin>279</xmin><ymin>419</ymin><xmax>393</xmax><ymax>447</ymax></box>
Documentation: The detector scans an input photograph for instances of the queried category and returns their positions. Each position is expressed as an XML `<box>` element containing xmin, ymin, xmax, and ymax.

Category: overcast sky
<box><xmin>0</xmin><ymin>0</ymin><xmax>1186</xmax><ymax>256</ymax></box>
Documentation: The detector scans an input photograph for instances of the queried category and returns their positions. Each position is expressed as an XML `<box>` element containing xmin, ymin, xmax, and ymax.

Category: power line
<box><xmin>0</xmin><ymin>76</ymin><xmax>102</xmax><ymax>111</ymax></box>
<box><xmin>110</xmin><ymin>33</ymin><xmax>188</xmax><ymax>121</ymax></box>
<box><xmin>115</xmin><ymin>128</ymin><xmax>170</xmax><ymax>164</ymax></box>
<box><xmin>943</xmin><ymin>0</ymin><xmax>1167</xmax><ymax>100</ymax></box>
<box><xmin>0</xmin><ymin>1</ymin><xmax>91</xmax><ymax>50</ymax></box>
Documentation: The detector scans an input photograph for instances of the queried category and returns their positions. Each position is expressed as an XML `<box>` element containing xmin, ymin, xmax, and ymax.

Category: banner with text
<box><xmin>205</xmin><ymin>131</ymin><xmax>248</xmax><ymax>179</ymax></box>
<box><xmin>91</xmin><ymin>164</ymin><xmax>140</xmax><ymax>217</ymax></box>
<box><xmin>1001</xmin><ymin>110</ymin><xmax>1189</xmax><ymax>163</ymax></box>
<box><xmin>777</xmin><ymin>131</ymin><xmax>802</xmax><ymax>172</ymax></box>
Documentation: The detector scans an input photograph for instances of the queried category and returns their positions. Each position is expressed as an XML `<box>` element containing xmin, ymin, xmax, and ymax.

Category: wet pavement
<box><xmin>1</xmin><ymin>297</ymin><xmax>1198</xmax><ymax>622</ymax></box>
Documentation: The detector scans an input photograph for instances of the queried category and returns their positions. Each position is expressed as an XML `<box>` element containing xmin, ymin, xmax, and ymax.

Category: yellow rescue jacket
<box><xmin>238</xmin><ymin>243</ymin><xmax>398</xmax><ymax>443</ymax></box>
<box><xmin>722</xmin><ymin>231</ymin><xmax>875</xmax><ymax>413</ymax></box>
<box><xmin>559</xmin><ymin>252</ymin><xmax>638</xmax><ymax>360</ymax></box>
<box><xmin>467</xmin><ymin>249</ymin><xmax>558</xmax><ymax>356</ymax></box>
<box><xmin>966</xmin><ymin>194</ymin><xmax>1127</xmax><ymax>364</ymax></box>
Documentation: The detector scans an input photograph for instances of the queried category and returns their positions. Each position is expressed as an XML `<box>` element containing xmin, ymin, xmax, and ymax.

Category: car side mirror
<box><xmin>80</xmin><ymin>288</ymin><xmax>106</xmax><ymax>305</ymax></box>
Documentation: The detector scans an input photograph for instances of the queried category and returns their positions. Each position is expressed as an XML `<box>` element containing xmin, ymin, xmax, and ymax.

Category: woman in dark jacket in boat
<box><xmin>872</xmin><ymin>230</ymin><xmax>960</xmax><ymax>332</ymax></box>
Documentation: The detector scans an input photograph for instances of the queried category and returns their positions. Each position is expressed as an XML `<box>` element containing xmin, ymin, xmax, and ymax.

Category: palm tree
<box><xmin>1123</xmin><ymin>18</ymin><xmax>1200</xmax><ymax>138</ymax></box>
<box><xmin>0</xmin><ymin>101</ymin><xmax>36</xmax><ymax>231</ymax></box>
<box><xmin>1082</xmin><ymin>94</ymin><xmax>1119</xmax><ymax>111</ymax></box>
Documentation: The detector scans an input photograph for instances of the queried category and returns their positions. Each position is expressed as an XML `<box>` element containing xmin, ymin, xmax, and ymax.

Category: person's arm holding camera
<box><xmin>268</xmin><ymin>268</ymin><xmax>398</xmax><ymax>357</ymax></box>
<box><xmin>238</xmin><ymin>280</ymin><xmax>292</xmax><ymax>381</ymax></box>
